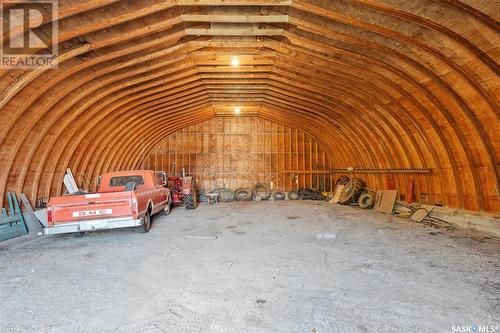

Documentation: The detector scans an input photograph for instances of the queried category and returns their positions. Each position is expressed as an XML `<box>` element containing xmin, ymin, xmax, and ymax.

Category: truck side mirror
<box><xmin>97</xmin><ymin>176</ymin><xmax>102</xmax><ymax>188</ymax></box>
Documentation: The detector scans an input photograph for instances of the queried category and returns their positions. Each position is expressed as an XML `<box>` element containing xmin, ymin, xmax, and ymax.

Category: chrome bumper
<box><xmin>43</xmin><ymin>217</ymin><xmax>143</xmax><ymax>235</ymax></box>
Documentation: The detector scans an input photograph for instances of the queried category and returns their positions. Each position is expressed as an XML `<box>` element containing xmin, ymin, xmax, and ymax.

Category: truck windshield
<box><xmin>109</xmin><ymin>176</ymin><xmax>144</xmax><ymax>187</ymax></box>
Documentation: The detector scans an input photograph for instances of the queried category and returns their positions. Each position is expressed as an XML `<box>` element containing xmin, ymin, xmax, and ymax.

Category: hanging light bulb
<box><xmin>231</xmin><ymin>55</ymin><xmax>239</xmax><ymax>67</ymax></box>
<box><xmin>234</xmin><ymin>106</ymin><xmax>241</xmax><ymax>114</ymax></box>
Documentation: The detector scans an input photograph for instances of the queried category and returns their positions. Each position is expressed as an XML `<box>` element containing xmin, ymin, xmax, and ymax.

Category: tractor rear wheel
<box><xmin>184</xmin><ymin>189</ymin><xmax>197</xmax><ymax>209</ymax></box>
<box><xmin>338</xmin><ymin>178</ymin><xmax>366</xmax><ymax>205</ymax></box>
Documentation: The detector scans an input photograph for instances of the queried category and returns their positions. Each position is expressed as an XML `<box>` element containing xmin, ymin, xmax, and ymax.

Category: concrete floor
<box><xmin>1</xmin><ymin>202</ymin><xmax>499</xmax><ymax>333</ymax></box>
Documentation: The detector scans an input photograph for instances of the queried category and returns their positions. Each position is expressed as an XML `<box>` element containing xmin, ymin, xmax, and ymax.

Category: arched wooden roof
<box><xmin>0</xmin><ymin>0</ymin><xmax>498</xmax><ymax>212</ymax></box>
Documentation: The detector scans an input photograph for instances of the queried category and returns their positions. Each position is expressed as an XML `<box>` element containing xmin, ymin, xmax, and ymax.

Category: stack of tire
<box><xmin>211</xmin><ymin>183</ymin><xmax>329</xmax><ymax>203</ymax></box>
<box><xmin>336</xmin><ymin>176</ymin><xmax>350</xmax><ymax>187</ymax></box>
<box><xmin>212</xmin><ymin>184</ymin><xmax>281</xmax><ymax>202</ymax></box>
<box><xmin>197</xmin><ymin>189</ymin><xmax>208</xmax><ymax>202</ymax></box>
<box><xmin>288</xmin><ymin>189</ymin><xmax>300</xmax><ymax>200</ymax></box>
<box><xmin>357</xmin><ymin>190</ymin><xmax>376</xmax><ymax>209</ymax></box>
<box><xmin>288</xmin><ymin>188</ymin><xmax>325</xmax><ymax>201</ymax></box>
<box><xmin>234</xmin><ymin>188</ymin><xmax>253</xmax><ymax>201</ymax></box>
<box><xmin>334</xmin><ymin>176</ymin><xmax>375</xmax><ymax>209</ymax></box>
<box><xmin>338</xmin><ymin>178</ymin><xmax>366</xmax><ymax>205</ymax></box>
<box><xmin>300</xmin><ymin>188</ymin><xmax>325</xmax><ymax>200</ymax></box>
<box><xmin>211</xmin><ymin>187</ymin><xmax>235</xmax><ymax>202</ymax></box>
<box><xmin>252</xmin><ymin>184</ymin><xmax>272</xmax><ymax>201</ymax></box>
<box><xmin>273</xmin><ymin>191</ymin><xmax>286</xmax><ymax>201</ymax></box>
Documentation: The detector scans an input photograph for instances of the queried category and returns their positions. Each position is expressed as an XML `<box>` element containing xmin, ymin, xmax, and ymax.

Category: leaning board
<box><xmin>374</xmin><ymin>190</ymin><xmax>398</xmax><ymax>214</ymax></box>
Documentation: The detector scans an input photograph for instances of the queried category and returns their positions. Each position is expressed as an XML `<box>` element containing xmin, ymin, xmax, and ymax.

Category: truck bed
<box><xmin>45</xmin><ymin>191</ymin><xmax>142</xmax><ymax>234</ymax></box>
<box><xmin>48</xmin><ymin>191</ymin><xmax>136</xmax><ymax>226</ymax></box>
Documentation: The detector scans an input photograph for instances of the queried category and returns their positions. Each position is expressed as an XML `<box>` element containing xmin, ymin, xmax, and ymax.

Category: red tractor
<box><xmin>167</xmin><ymin>175</ymin><xmax>197</xmax><ymax>210</ymax></box>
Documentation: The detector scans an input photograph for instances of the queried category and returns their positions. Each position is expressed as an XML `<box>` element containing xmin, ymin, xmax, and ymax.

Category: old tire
<box><xmin>252</xmin><ymin>183</ymin><xmax>271</xmax><ymax>201</ymax></box>
<box><xmin>140</xmin><ymin>210</ymin><xmax>152</xmax><ymax>233</ymax></box>
<box><xmin>220</xmin><ymin>190</ymin><xmax>235</xmax><ymax>202</ymax></box>
<box><xmin>164</xmin><ymin>199</ymin><xmax>172</xmax><ymax>215</ymax></box>
<box><xmin>235</xmin><ymin>188</ymin><xmax>253</xmax><ymax>201</ymax></box>
<box><xmin>338</xmin><ymin>178</ymin><xmax>366</xmax><ymax>205</ymax></box>
<box><xmin>198</xmin><ymin>189</ymin><xmax>207</xmax><ymax>202</ymax></box>
<box><xmin>336</xmin><ymin>176</ymin><xmax>350</xmax><ymax>186</ymax></box>
<box><xmin>212</xmin><ymin>188</ymin><xmax>235</xmax><ymax>202</ymax></box>
<box><xmin>358</xmin><ymin>191</ymin><xmax>375</xmax><ymax>209</ymax></box>
<box><xmin>273</xmin><ymin>191</ymin><xmax>286</xmax><ymax>201</ymax></box>
<box><xmin>184</xmin><ymin>190</ymin><xmax>197</xmax><ymax>210</ymax></box>
<box><xmin>288</xmin><ymin>189</ymin><xmax>300</xmax><ymax>200</ymax></box>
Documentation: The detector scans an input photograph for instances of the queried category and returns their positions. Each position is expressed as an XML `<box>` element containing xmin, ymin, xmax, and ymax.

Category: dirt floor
<box><xmin>1</xmin><ymin>202</ymin><xmax>499</xmax><ymax>333</ymax></box>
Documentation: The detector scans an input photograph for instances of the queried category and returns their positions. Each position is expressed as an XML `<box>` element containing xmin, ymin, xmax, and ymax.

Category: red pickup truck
<box><xmin>44</xmin><ymin>170</ymin><xmax>171</xmax><ymax>235</ymax></box>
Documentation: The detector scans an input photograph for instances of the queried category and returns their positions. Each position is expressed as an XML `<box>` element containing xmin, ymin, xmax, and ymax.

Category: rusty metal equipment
<box><xmin>0</xmin><ymin>193</ymin><xmax>28</xmax><ymax>242</ymax></box>
<box><xmin>167</xmin><ymin>168</ymin><xmax>197</xmax><ymax>209</ymax></box>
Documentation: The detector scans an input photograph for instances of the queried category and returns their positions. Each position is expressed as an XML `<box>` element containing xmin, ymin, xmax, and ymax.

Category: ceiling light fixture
<box><xmin>234</xmin><ymin>106</ymin><xmax>241</xmax><ymax>114</ymax></box>
<box><xmin>231</xmin><ymin>55</ymin><xmax>239</xmax><ymax>67</ymax></box>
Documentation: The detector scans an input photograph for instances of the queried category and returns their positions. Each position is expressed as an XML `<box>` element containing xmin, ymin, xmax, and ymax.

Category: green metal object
<box><xmin>0</xmin><ymin>193</ymin><xmax>28</xmax><ymax>242</ymax></box>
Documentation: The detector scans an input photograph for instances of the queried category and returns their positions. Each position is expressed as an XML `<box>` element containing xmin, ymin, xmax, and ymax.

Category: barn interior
<box><xmin>0</xmin><ymin>1</ymin><xmax>498</xmax><ymax>332</ymax></box>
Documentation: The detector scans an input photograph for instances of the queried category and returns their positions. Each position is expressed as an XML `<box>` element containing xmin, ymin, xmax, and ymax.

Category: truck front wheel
<box><xmin>140</xmin><ymin>211</ymin><xmax>152</xmax><ymax>233</ymax></box>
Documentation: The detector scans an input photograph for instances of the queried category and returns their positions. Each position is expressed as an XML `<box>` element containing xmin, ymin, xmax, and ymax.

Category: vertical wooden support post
<box><xmin>222</xmin><ymin>118</ymin><xmax>225</xmax><ymax>187</ymax></box>
<box><xmin>161</xmin><ymin>138</ymin><xmax>164</xmax><ymax>173</ymax></box>
<box><xmin>309</xmin><ymin>136</ymin><xmax>313</xmax><ymax>188</ymax></box>
<box><xmin>167</xmin><ymin>137</ymin><xmax>171</xmax><ymax>174</ymax></box>
<box><xmin>301</xmin><ymin>130</ymin><xmax>305</xmax><ymax>187</ymax></box>
<box><xmin>289</xmin><ymin>126</ymin><xmax>292</xmax><ymax>190</ymax></box>
<box><xmin>188</xmin><ymin>125</ymin><xmax>191</xmax><ymax>175</ymax></box>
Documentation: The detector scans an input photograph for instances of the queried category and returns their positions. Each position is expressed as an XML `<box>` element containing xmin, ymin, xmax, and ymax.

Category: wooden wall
<box><xmin>146</xmin><ymin>117</ymin><xmax>334</xmax><ymax>192</ymax></box>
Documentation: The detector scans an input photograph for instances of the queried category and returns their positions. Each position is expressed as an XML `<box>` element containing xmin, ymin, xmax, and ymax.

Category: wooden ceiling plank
<box><xmin>181</xmin><ymin>14</ymin><xmax>288</xmax><ymax>23</ymax></box>
<box><xmin>185</xmin><ymin>28</ymin><xmax>284</xmax><ymax>36</ymax></box>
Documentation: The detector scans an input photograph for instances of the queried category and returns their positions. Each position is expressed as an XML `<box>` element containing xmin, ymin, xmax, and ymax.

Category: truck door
<box><xmin>154</xmin><ymin>171</ymin><xmax>168</xmax><ymax>209</ymax></box>
<box><xmin>151</xmin><ymin>172</ymin><xmax>163</xmax><ymax>212</ymax></box>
